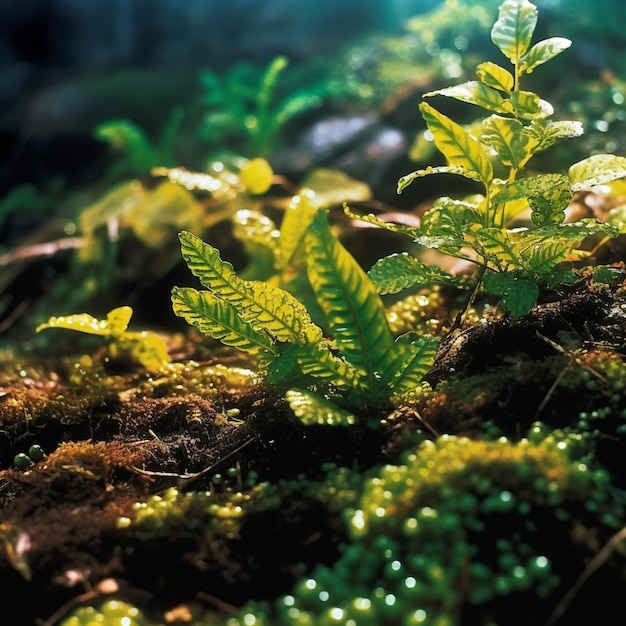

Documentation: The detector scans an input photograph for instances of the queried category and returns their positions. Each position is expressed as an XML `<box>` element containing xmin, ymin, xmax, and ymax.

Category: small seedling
<box><xmin>13</xmin><ymin>445</ymin><xmax>45</xmax><ymax>470</ymax></box>
<box><xmin>36</xmin><ymin>306</ymin><xmax>170</xmax><ymax>372</ymax></box>
<box><xmin>13</xmin><ymin>453</ymin><xmax>33</xmax><ymax>471</ymax></box>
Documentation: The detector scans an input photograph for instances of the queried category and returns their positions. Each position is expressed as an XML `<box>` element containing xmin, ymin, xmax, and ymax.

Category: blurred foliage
<box><xmin>198</xmin><ymin>55</ymin><xmax>347</xmax><ymax>159</ymax></box>
<box><xmin>93</xmin><ymin>108</ymin><xmax>184</xmax><ymax>179</ymax></box>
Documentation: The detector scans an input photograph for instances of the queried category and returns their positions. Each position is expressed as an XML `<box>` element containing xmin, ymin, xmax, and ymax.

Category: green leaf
<box><xmin>171</xmin><ymin>286</ymin><xmax>275</xmax><ymax>355</ymax></box>
<box><xmin>344</xmin><ymin>205</ymin><xmax>421</xmax><ymax>240</ymax></box>
<box><xmin>286</xmin><ymin>388</ymin><xmax>356</xmax><ymax>426</ymax></box>
<box><xmin>294</xmin><ymin>340</ymin><xmax>360</xmax><ymax>390</ymax></box>
<box><xmin>264</xmin><ymin>344</ymin><xmax>300</xmax><ymax>385</ymax></box>
<box><xmin>36</xmin><ymin>306</ymin><xmax>133</xmax><ymax>337</ymax></box>
<box><xmin>491</xmin><ymin>0</ymin><xmax>538</xmax><ymax>64</ymax></box>
<box><xmin>519</xmin><ymin>37</ymin><xmax>572</xmax><ymax>75</ymax></box>
<box><xmin>94</xmin><ymin>119</ymin><xmax>157</xmax><ymax>174</ymax></box>
<box><xmin>279</xmin><ymin>191</ymin><xmax>320</xmax><ymax>269</ymax></box>
<box><xmin>390</xmin><ymin>334</ymin><xmax>439</xmax><ymax>395</ymax></box>
<box><xmin>416</xmin><ymin>198</ymin><xmax>483</xmax><ymax>256</ymax></box>
<box><xmin>483</xmin><ymin>271</ymin><xmax>539</xmax><ymax>318</ymax></box>
<box><xmin>476</xmin><ymin>227</ymin><xmax>572</xmax><ymax>273</ymax></box>
<box><xmin>398</xmin><ymin>165</ymin><xmax>487</xmax><ymax>195</ymax></box>
<box><xmin>481</xmin><ymin>115</ymin><xmax>538</xmax><ymax>169</ymax></box>
<box><xmin>569</xmin><ymin>154</ymin><xmax>626</xmax><ymax>190</ymax></box>
<box><xmin>178</xmin><ymin>231</ymin><xmax>321</xmax><ymax>343</ymax></box>
<box><xmin>424</xmin><ymin>81</ymin><xmax>510</xmax><ymax>114</ymax></box>
<box><xmin>592</xmin><ymin>265</ymin><xmax>624</xmax><ymax>287</ymax></box>
<box><xmin>510</xmin><ymin>90</ymin><xmax>553</xmax><ymax>120</ymax></box>
<box><xmin>418</xmin><ymin>102</ymin><xmax>493</xmax><ymax>187</ymax></box>
<box><xmin>524</xmin><ymin>119</ymin><xmax>584</xmax><ymax>153</ymax></box>
<box><xmin>368</xmin><ymin>253</ymin><xmax>462</xmax><ymax>295</ymax></box>
<box><xmin>305</xmin><ymin>210</ymin><xmax>400</xmax><ymax>398</ymax></box>
<box><xmin>492</xmin><ymin>173</ymin><xmax>572</xmax><ymax>226</ymax></box>
<box><xmin>476</xmin><ymin>61</ymin><xmax>514</xmax><ymax>93</ymax></box>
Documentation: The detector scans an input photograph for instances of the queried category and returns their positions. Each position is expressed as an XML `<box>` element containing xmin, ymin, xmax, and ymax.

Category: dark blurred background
<box><xmin>0</xmin><ymin>0</ymin><xmax>443</xmax><ymax>192</ymax></box>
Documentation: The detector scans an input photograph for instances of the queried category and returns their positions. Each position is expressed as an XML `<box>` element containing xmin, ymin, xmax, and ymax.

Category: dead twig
<box><xmin>129</xmin><ymin>437</ymin><xmax>256</xmax><ymax>486</ymax></box>
<box><xmin>545</xmin><ymin>526</ymin><xmax>626</xmax><ymax>626</ymax></box>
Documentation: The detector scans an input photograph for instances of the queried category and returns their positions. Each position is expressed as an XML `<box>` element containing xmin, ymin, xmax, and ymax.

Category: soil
<box><xmin>1</xmin><ymin>271</ymin><xmax>625</xmax><ymax>626</ymax></box>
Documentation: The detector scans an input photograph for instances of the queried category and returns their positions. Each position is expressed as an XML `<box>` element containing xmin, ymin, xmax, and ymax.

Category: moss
<box><xmin>223</xmin><ymin>433</ymin><xmax>624</xmax><ymax>625</ymax></box>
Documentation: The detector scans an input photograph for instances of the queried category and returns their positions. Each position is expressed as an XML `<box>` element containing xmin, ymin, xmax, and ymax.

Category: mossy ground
<box><xmin>0</xmin><ymin>274</ymin><xmax>625</xmax><ymax>626</ymax></box>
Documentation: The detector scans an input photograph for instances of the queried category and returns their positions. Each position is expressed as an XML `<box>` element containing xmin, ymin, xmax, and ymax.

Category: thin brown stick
<box><xmin>129</xmin><ymin>437</ymin><xmax>255</xmax><ymax>485</ymax></box>
<box><xmin>545</xmin><ymin>526</ymin><xmax>626</xmax><ymax>626</ymax></box>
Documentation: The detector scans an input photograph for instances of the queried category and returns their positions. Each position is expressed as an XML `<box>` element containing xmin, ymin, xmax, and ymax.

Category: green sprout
<box><xmin>36</xmin><ymin>305</ymin><xmax>170</xmax><ymax>372</ymax></box>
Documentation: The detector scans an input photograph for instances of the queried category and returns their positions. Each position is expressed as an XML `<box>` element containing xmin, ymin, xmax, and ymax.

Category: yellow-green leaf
<box><xmin>519</xmin><ymin>37</ymin><xmax>571</xmax><ymax>75</ymax></box>
<box><xmin>425</xmin><ymin>81</ymin><xmax>509</xmax><ymax>114</ymax></box>
<box><xmin>481</xmin><ymin>115</ymin><xmax>538</xmax><ymax>169</ymax></box>
<box><xmin>398</xmin><ymin>164</ymin><xmax>486</xmax><ymax>194</ymax></box>
<box><xmin>286</xmin><ymin>388</ymin><xmax>356</xmax><ymax>426</ymax></box>
<box><xmin>116</xmin><ymin>331</ymin><xmax>171</xmax><ymax>371</ymax></box>
<box><xmin>279</xmin><ymin>191</ymin><xmax>320</xmax><ymax>269</ymax></box>
<box><xmin>390</xmin><ymin>334</ymin><xmax>439</xmax><ymax>396</ymax></box>
<box><xmin>305</xmin><ymin>210</ymin><xmax>400</xmax><ymax>397</ymax></box>
<box><xmin>171</xmin><ymin>286</ymin><xmax>275</xmax><ymax>355</ymax></box>
<box><xmin>476</xmin><ymin>61</ymin><xmax>514</xmax><ymax>93</ymax></box>
<box><xmin>300</xmin><ymin>168</ymin><xmax>372</xmax><ymax>208</ymax></box>
<box><xmin>232</xmin><ymin>208</ymin><xmax>280</xmax><ymax>276</ymax></box>
<box><xmin>524</xmin><ymin>119</ymin><xmax>583</xmax><ymax>153</ymax></box>
<box><xmin>178</xmin><ymin>231</ymin><xmax>321</xmax><ymax>343</ymax></box>
<box><xmin>78</xmin><ymin>180</ymin><xmax>146</xmax><ymax>261</ymax></box>
<box><xmin>569</xmin><ymin>154</ymin><xmax>626</xmax><ymax>191</ymax></box>
<box><xmin>492</xmin><ymin>173</ymin><xmax>571</xmax><ymax>226</ymax></box>
<box><xmin>295</xmin><ymin>341</ymin><xmax>360</xmax><ymax>390</ymax></box>
<box><xmin>239</xmin><ymin>157</ymin><xmax>274</xmax><ymax>195</ymax></box>
<box><xmin>491</xmin><ymin>0</ymin><xmax>538</xmax><ymax>64</ymax></box>
<box><xmin>418</xmin><ymin>102</ymin><xmax>493</xmax><ymax>186</ymax></box>
<box><xmin>243</xmin><ymin>281</ymin><xmax>323</xmax><ymax>343</ymax></box>
<box><xmin>36</xmin><ymin>305</ymin><xmax>133</xmax><ymax>337</ymax></box>
<box><xmin>510</xmin><ymin>90</ymin><xmax>553</xmax><ymax>120</ymax></box>
<box><xmin>127</xmin><ymin>181</ymin><xmax>205</xmax><ymax>248</ymax></box>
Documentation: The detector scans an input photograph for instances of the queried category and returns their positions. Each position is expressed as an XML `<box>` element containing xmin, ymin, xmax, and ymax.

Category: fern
<box><xmin>173</xmin><ymin>210</ymin><xmax>438</xmax><ymax>411</ymax></box>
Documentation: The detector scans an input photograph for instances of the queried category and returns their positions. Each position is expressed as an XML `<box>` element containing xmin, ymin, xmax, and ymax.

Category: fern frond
<box><xmin>178</xmin><ymin>231</ymin><xmax>322</xmax><ymax>343</ymax></box>
<box><xmin>305</xmin><ymin>211</ymin><xmax>399</xmax><ymax>400</ymax></box>
<box><xmin>171</xmin><ymin>287</ymin><xmax>275</xmax><ymax>356</ymax></box>
<box><xmin>295</xmin><ymin>340</ymin><xmax>360</xmax><ymax>390</ymax></box>
<box><xmin>286</xmin><ymin>388</ymin><xmax>356</xmax><ymax>426</ymax></box>
<box><xmin>390</xmin><ymin>334</ymin><xmax>439</xmax><ymax>395</ymax></box>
